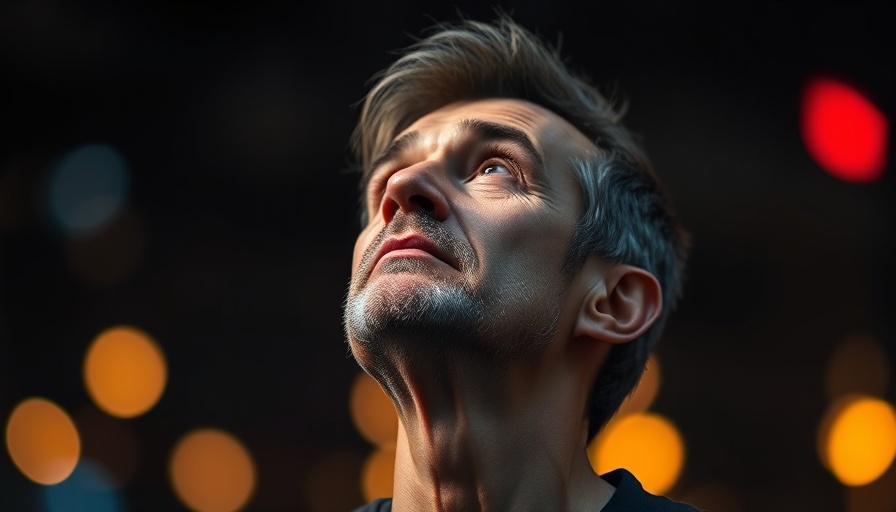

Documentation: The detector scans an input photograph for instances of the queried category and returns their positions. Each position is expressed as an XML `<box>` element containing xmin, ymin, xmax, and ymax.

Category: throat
<box><xmin>388</xmin><ymin>359</ymin><xmax>611</xmax><ymax>512</ymax></box>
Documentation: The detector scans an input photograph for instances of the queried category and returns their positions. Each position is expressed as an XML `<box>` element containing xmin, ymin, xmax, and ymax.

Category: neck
<box><xmin>382</xmin><ymin>344</ymin><xmax>615</xmax><ymax>512</ymax></box>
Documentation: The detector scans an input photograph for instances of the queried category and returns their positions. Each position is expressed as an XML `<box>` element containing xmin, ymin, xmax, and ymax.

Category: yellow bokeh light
<box><xmin>169</xmin><ymin>428</ymin><xmax>256</xmax><ymax>512</ymax></box>
<box><xmin>820</xmin><ymin>395</ymin><xmax>896</xmax><ymax>486</ymax></box>
<box><xmin>618</xmin><ymin>355</ymin><xmax>661</xmax><ymax>417</ymax></box>
<box><xmin>5</xmin><ymin>397</ymin><xmax>81</xmax><ymax>485</ymax></box>
<box><xmin>361</xmin><ymin>445</ymin><xmax>396</xmax><ymax>502</ymax></box>
<box><xmin>350</xmin><ymin>372</ymin><xmax>398</xmax><ymax>447</ymax></box>
<box><xmin>587</xmin><ymin>412</ymin><xmax>685</xmax><ymax>495</ymax></box>
<box><xmin>818</xmin><ymin>396</ymin><xmax>853</xmax><ymax>471</ymax></box>
<box><xmin>826</xmin><ymin>334</ymin><xmax>889</xmax><ymax>401</ymax></box>
<box><xmin>83</xmin><ymin>325</ymin><xmax>167</xmax><ymax>418</ymax></box>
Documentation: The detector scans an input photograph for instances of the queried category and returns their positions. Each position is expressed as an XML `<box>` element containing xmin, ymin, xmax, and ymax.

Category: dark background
<box><xmin>1</xmin><ymin>1</ymin><xmax>895</xmax><ymax>511</ymax></box>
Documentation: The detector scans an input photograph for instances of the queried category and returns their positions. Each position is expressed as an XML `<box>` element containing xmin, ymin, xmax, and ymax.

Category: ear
<box><xmin>574</xmin><ymin>263</ymin><xmax>663</xmax><ymax>344</ymax></box>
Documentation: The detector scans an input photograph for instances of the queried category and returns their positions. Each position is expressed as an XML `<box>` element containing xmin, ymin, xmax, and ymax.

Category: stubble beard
<box><xmin>345</xmin><ymin>261</ymin><xmax>486</xmax><ymax>355</ymax></box>
<box><xmin>343</xmin><ymin>212</ymin><xmax>564</xmax><ymax>369</ymax></box>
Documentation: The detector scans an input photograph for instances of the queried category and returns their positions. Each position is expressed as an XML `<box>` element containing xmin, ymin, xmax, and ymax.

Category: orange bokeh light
<box><xmin>350</xmin><ymin>372</ymin><xmax>399</xmax><ymax>447</ymax></box>
<box><xmin>588</xmin><ymin>412</ymin><xmax>685</xmax><ymax>495</ymax></box>
<box><xmin>361</xmin><ymin>445</ymin><xmax>396</xmax><ymax>502</ymax></box>
<box><xmin>819</xmin><ymin>395</ymin><xmax>896</xmax><ymax>486</ymax></box>
<box><xmin>83</xmin><ymin>325</ymin><xmax>167</xmax><ymax>418</ymax></box>
<box><xmin>5</xmin><ymin>397</ymin><xmax>81</xmax><ymax>485</ymax></box>
<box><xmin>825</xmin><ymin>334</ymin><xmax>889</xmax><ymax>401</ymax></box>
<box><xmin>801</xmin><ymin>76</ymin><xmax>888</xmax><ymax>183</ymax></box>
<box><xmin>304</xmin><ymin>450</ymin><xmax>365</xmax><ymax>512</ymax></box>
<box><xmin>169</xmin><ymin>428</ymin><xmax>257</xmax><ymax>512</ymax></box>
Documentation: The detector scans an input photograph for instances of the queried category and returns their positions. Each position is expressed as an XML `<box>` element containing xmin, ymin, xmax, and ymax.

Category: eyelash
<box><xmin>471</xmin><ymin>156</ymin><xmax>520</xmax><ymax>180</ymax></box>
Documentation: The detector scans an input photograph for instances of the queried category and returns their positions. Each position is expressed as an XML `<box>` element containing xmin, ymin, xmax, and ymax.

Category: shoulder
<box><xmin>352</xmin><ymin>497</ymin><xmax>393</xmax><ymax>512</ymax></box>
<box><xmin>601</xmin><ymin>469</ymin><xmax>702</xmax><ymax>512</ymax></box>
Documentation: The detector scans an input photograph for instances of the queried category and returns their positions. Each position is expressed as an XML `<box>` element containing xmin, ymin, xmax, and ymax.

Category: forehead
<box><xmin>399</xmin><ymin>98</ymin><xmax>596</xmax><ymax>160</ymax></box>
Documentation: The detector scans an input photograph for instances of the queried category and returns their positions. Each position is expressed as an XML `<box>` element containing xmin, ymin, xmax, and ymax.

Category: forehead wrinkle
<box><xmin>367</xmin><ymin>104</ymin><xmax>557</xmax><ymax>189</ymax></box>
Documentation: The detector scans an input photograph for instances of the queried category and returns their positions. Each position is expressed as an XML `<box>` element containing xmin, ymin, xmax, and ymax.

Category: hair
<box><xmin>350</xmin><ymin>15</ymin><xmax>689</xmax><ymax>440</ymax></box>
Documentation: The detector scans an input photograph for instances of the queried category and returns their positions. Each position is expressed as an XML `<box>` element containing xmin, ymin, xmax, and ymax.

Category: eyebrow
<box><xmin>368</xmin><ymin>131</ymin><xmax>421</xmax><ymax>175</ymax></box>
<box><xmin>367</xmin><ymin>118</ymin><xmax>545</xmax><ymax>175</ymax></box>
<box><xmin>459</xmin><ymin>118</ymin><xmax>545</xmax><ymax>170</ymax></box>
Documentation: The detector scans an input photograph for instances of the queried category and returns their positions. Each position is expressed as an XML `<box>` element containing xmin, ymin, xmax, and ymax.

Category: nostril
<box><xmin>411</xmin><ymin>195</ymin><xmax>435</xmax><ymax>213</ymax></box>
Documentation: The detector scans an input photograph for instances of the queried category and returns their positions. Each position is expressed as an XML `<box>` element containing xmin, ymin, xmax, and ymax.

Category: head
<box><xmin>344</xmin><ymin>16</ymin><xmax>688</xmax><ymax>440</ymax></box>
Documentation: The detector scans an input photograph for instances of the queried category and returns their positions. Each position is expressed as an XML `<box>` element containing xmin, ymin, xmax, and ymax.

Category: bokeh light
<box><xmin>5</xmin><ymin>397</ymin><xmax>81</xmax><ymax>485</ymax></box>
<box><xmin>42</xmin><ymin>458</ymin><xmax>123</xmax><ymax>512</ymax></box>
<box><xmin>800</xmin><ymin>76</ymin><xmax>888</xmax><ymax>183</ymax></box>
<box><xmin>617</xmin><ymin>355</ymin><xmax>661</xmax><ymax>417</ymax></box>
<box><xmin>588</xmin><ymin>412</ymin><xmax>685</xmax><ymax>495</ymax></box>
<box><xmin>83</xmin><ymin>325</ymin><xmax>167</xmax><ymax>418</ymax></box>
<box><xmin>819</xmin><ymin>395</ymin><xmax>896</xmax><ymax>486</ymax></box>
<box><xmin>825</xmin><ymin>334</ymin><xmax>889</xmax><ymax>401</ymax></box>
<box><xmin>361</xmin><ymin>445</ymin><xmax>396</xmax><ymax>503</ymax></box>
<box><xmin>169</xmin><ymin>428</ymin><xmax>257</xmax><ymax>512</ymax></box>
<box><xmin>48</xmin><ymin>143</ymin><xmax>130</xmax><ymax>236</ymax></box>
<box><xmin>350</xmin><ymin>372</ymin><xmax>398</xmax><ymax>447</ymax></box>
<box><xmin>304</xmin><ymin>450</ymin><xmax>365</xmax><ymax>512</ymax></box>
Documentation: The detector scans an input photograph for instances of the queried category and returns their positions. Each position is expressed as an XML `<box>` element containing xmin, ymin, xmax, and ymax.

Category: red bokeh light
<box><xmin>800</xmin><ymin>77</ymin><xmax>888</xmax><ymax>183</ymax></box>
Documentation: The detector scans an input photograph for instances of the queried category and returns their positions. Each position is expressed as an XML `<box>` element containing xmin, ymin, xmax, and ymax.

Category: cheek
<box><xmin>473</xmin><ymin>207</ymin><xmax>573</xmax><ymax>280</ymax></box>
<box><xmin>352</xmin><ymin>227</ymin><xmax>377</xmax><ymax>273</ymax></box>
<box><xmin>351</xmin><ymin>243</ymin><xmax>363</xmax><ymax>273</ymax></box>
<box><xmin>490</xmin><ymin>205</ymin><xmax>571</xmax><ymax>249</ymax></box>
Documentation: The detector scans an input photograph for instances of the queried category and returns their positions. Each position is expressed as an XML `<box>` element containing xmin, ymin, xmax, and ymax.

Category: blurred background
<box><xmin>1</xmin><ymin>1</ymin><xmax>895</xmax><ymax>511</ymax></box>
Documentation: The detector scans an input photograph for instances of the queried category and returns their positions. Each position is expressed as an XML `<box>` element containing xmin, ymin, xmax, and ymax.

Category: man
<box><xmin>343</xmin><ymin>14</ymin><xmax>696</xmax><ymax>512</ymax></box>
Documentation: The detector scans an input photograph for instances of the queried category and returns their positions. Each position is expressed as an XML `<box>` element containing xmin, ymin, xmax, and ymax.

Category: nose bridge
<box><xmin>381</xmin><ymin>159</ymin><xmax>450</xmax><ymax>223</ymax></box>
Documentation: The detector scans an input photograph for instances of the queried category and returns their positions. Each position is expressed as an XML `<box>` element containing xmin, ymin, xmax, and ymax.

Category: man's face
<box><xmin>344</xmin><ymin>98</ymin><xmax>597</xmax><ymax>364</ymax></box>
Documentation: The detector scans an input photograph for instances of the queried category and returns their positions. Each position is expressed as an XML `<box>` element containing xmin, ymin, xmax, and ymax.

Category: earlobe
<box><xmin>574</xmin><ymin>264</ymin><xmax>663</xmax><ymax>345</ymax></box>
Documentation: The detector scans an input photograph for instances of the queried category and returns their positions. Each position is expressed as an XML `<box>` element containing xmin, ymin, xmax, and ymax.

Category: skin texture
<box><xmin>344</xmin><ymin>98</ymin><xmax>662</xmax><ymax>512</ymax></box>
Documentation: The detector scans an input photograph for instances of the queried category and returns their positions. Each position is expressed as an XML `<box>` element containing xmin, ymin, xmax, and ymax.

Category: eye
<box><xmin>467</xmin><ymin>157</ymin><xmax>522</xmax><ymax>186</ymax></box>
<box><xmin>475</xmin><ymin>155</ymin><xmax>521</xmax><ymax>179</ymax></box>
<box><xmin>480</xmin><ymin>163</ymin><xmax>511</xmax><ymax>175</ymax></box>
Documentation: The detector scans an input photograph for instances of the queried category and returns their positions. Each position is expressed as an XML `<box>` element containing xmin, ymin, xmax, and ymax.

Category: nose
<box><xmin>380</xmin><ymin>162</ymin><xmax>450</xmax><ymax>224</ymax></box>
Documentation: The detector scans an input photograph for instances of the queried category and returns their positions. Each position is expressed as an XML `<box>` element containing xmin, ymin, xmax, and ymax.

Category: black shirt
<box><xmin>352</xmin><ymin>468</ymin><xmax>701</xmax><ymax>511</ymax></box>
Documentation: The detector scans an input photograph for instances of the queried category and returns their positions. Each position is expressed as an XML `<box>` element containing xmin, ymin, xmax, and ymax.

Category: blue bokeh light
<box><xmin>49</xmin><ymin>144</ymin><xmax>130</xmax><ymax>236</ymax></box>
<box><xmin>42</xmin><ymin>459</ymin><xmax>124</xmax><ymax>512</ymax></box>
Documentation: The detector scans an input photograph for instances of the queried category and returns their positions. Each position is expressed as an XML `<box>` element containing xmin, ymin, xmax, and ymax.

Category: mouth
<box><xmin>371</xmin><ymin>234</ymin><xmax>459</xmax><ymax>272</ymax></box>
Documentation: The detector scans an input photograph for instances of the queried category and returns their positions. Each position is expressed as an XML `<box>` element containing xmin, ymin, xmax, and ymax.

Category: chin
<box><xmin>345</xmin><ymin>278</ymin><xmax>483</xmax><ymax>348</ymax></box>
<box><xmin>344</xmin><ymin>272</ymin><xmax>561</xmax><ymax>367</ymax></box>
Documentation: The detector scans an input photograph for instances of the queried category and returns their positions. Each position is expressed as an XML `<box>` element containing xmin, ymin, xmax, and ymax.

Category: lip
<box><xmin>372</xmin><ymin>234</ymin><xmax>458</xmax><ymax>272</ymax></box>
